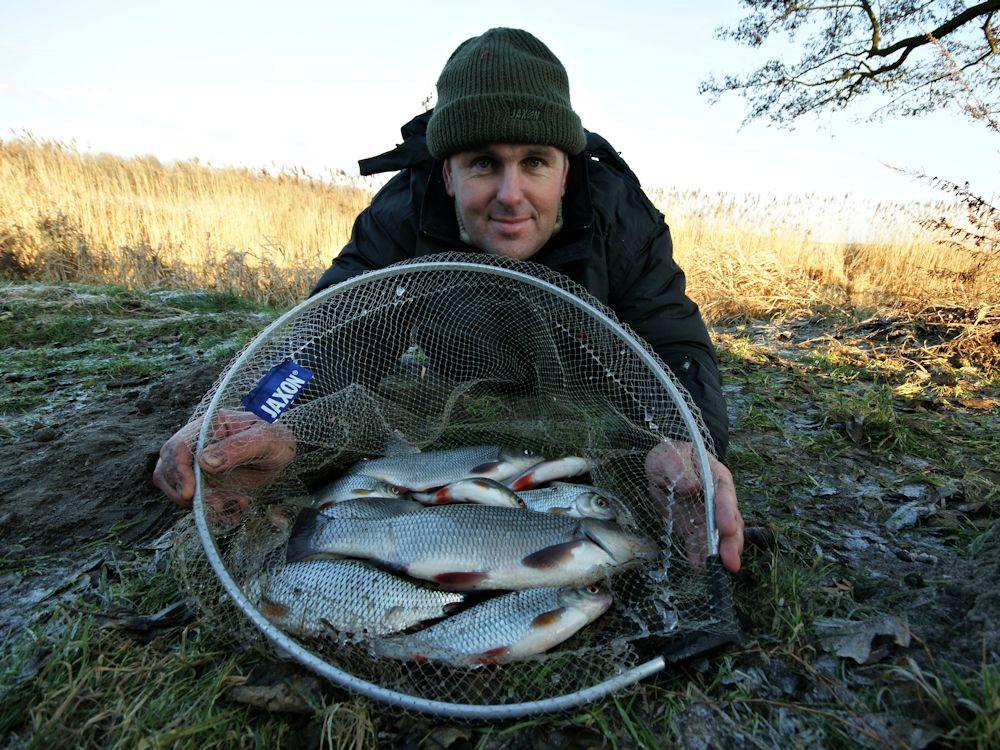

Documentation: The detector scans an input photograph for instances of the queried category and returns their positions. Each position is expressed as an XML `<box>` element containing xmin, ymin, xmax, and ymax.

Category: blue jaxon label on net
<box><xmin>241</xmin><ymin>359</ymin><xmax>314</xmax><ymax>423</ymax></box>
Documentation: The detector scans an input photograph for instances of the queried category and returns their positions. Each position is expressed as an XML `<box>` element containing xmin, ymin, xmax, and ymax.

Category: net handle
<box><xmin>193</xmin><ymin>257</ymin><xmax>717</xmax><ymax>717</ymax></box>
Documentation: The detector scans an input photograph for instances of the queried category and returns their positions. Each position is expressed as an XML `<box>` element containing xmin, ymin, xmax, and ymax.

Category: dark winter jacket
<box><xmin>312</xmin><ymin>112</ymin><xmax>729</xmax><ymax>459</ymax></box>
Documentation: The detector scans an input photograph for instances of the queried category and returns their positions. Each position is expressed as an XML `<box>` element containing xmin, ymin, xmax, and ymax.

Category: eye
<box><xmin>596</xmin><ymin>497</ymin><xmax>609</xmax><ymax>507</ymax></box>
<box><xmin>586</xmin><ymin>585</ymin><xmax>600</xmax><ymax>594</ymax></box>
<box><xmin>471</xmin><ymin>156</ymin><xmax>494</xmax><ymax>170</ymax></box>
<box><xmin>524</xmin><ymin>157</ymin><xmax>544</xmax><ymax>169</ymax></box>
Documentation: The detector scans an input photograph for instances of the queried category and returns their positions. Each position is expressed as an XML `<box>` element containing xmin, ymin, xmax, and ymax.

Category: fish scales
<box><xmin>518</xmin><ymin>482</ymin><xmax>620</xmax><ymax>519</ymax></box>
<box><xmin>312</xmin><ymin>472</ymin><xmax>401</xmax><ymax>507</ymax></box>
<box><xmin>285</xmin><ymin>504</ymin><xmax>655</xmax><ymax>590</ymax></box>
<box><xmin>374</xmin><ymin>586</ymin><xmax>612</xmax><ymax>666</ymax></box>
<box><xmin>358</xmin><ymin>445</ymin><xmax>541</xmax><ymax>492</ymax></box>
<box><xmin>248</xmin><ymin>559</ymin><xmax>463</xmax><ymax>638</ymax></box>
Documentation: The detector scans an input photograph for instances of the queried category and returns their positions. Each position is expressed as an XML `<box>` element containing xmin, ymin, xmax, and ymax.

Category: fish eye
<box><xmin>586</xmin><ymin>585</ymin><xmax>600</xmax><ymax>594</ymax></box>
<box><xmin>596</xmin><ymin>497</ymin><xmax>609</xmax><ymax>506</ymax></box>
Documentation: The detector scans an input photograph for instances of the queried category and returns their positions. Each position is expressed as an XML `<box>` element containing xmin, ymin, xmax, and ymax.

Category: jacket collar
<box><xmin>417</xmin><ymin>150</ymin><xmax>595</xmax><ymax>269</ymax></box>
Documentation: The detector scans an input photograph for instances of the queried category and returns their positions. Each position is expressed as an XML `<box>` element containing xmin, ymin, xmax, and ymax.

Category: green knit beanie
<box><xmin>426</xmin><ymin>28</ymin><xmax>586</xmax><ymax>159</ymax></box>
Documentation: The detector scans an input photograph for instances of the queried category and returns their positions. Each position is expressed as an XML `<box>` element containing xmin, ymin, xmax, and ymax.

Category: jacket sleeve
<box><xmin>609</xmin><ymin>223</ymin><xmax>729</xmax><ymax>460</ymax></box>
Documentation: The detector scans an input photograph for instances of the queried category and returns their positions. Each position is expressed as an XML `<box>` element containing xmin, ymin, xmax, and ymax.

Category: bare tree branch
<box><xmin>702</xmin><ymin>0</ymin><xmax>1000</xmax><ymax>127</ymax></box>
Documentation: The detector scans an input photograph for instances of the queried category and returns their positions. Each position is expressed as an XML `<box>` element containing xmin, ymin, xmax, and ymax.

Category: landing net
<box><xmin>175</xmin><ymin>252</ymin><xmax>738</xmax><ymax>718</ymax></box>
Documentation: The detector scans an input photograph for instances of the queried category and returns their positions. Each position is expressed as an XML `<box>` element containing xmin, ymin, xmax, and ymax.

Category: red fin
<box><xmin>511</xmin><ymin>474</ymin><xmax>536</xmax><ymax>491</ymax></box>
<box><xmin>412</xmin><ymin>654</ymin><xmax>428</xmax><ymax>663</ymax></box>
<box><xmin>532</xmin><ymin>607</ymin><xmax>567</xmax><ymax>628</ymax></box>
<box><xmin>317</xmin><ymin>500</ymin><xmax>335</xmax><ymax>511</ymax></box>
<box><xmin>522</xmin><ymin>540</ymin><xmax>583</xmax><ymax>569</ymax></box>
<box><xmin>433</xmin><ymin>487</ymin><xmax>452</xmax><ymax>503</ymax></box>
<box><xmin>475</xmin><ymin>646</ymin><xmax>509</xmax><ymax>664</ymax></box>
<box><xmin>433</xmin><ymin>571</ymin><xmax>488</xmax><ymax>589</ymax></box>
<box><xmin>259</xmin><ymin>597</ymin><xmax>288</xmax><ymax>619</ymax></box>
<box><xmin>470</xmin><ymin>460</ymin><xmax>501</xmax><ymax>475</ymax></box>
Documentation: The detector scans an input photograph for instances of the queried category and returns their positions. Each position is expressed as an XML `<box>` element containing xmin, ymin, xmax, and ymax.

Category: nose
<box><xmin>495</xmin><ymin>167</ymin><xmax>523</xmax><ymax>209</ymax></box>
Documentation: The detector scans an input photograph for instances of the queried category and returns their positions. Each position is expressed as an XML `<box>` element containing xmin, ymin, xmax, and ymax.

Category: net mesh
<box><xmin>175</xmin><ymin>252</ymin><xmax>734</xmax><ymax>712</ymax></box>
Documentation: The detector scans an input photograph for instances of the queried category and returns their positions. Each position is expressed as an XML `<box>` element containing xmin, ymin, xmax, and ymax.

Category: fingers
<box><xmin>152</xmin><ymin>430</ymin><xmax>198</xmax><ymax>508</ymax></box>
<box><xmin>644</xmin><ymin>441</ymin><xmax>700</xmax><ymax>495</ymax></box>
<box><xmin>153</xmin><ymin>410</ymin><xmax>296</xmax><ymax>512</ymax></box>
<box><xmin>646</xmin><ymin>440</ymin><xmax>745</xmax><ymax>574</ymax></box>
<box><xmin>711</xmin><ymin>459</ymin><xmax>744</xmax><ymax>573</ymax></box>
<box><xmin>198</xmin><ymin>421</ymin><xmax>296</xmax><ymax>475</ymax></box>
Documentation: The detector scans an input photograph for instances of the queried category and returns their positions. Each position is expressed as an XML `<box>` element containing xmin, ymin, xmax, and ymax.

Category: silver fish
<box><xmin>316</xmin><ymin>495</ymin><xmax>423</xmax><ymax>519</ymax></box>
<box><xmin>374</xmin><ymin>586</ymin><xmax>613</xmax><ymax>666</ymax></box>
<box><xmin>312</xmin><ymin>472</ymin><xmax>403</xmax><ymax>509</ymax></box>
<box><xmin>285</xmin><ymin>505</ymin><xmax>657</xmax><ymax>590</ymax></box>
<box><xmin>518</xmin><ymin>482</ymin><xmax>621</xmax><ymax>520</ymax></box>
<box><xmin>358</xmin><ymin>445</ymin><xmax>544</xmax><ymax>492</ymax></box>
<box><xmin>245</xmin><ymin>559</ymin><xmax>463</xmax><ymax>638</ymax></box>
<box><xmin>509</xmin><ymin>456</ymin><xmax>594</xmax><ymax>491</ymax></box>
<box><xmin>412</xmin><ymin>477</ymin><xmax>524</xmax><ymax>508</ymax></box>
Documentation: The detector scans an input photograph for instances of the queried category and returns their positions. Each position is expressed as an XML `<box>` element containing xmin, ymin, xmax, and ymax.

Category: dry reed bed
<box><xmin>2</xmin><ymin>137</ymin><xmax>996</xmax><ymax>328</ymax></box>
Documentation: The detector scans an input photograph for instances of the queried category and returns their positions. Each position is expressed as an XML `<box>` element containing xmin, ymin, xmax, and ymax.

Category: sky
<box><xmin>1</xmin><ymin>0</ymin><xmax>997</xmax><ymax>204</ymax></box>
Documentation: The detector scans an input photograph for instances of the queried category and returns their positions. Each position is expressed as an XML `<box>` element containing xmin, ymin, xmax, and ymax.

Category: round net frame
<box><xmin>185</xmin><ymin>252</ymin><xmax>738</xmax><ymax>719</ymax></box>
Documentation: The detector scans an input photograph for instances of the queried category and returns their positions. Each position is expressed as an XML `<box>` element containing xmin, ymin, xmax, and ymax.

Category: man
<box><xmin>154</xmin><ymin>28</ymin><xmax>744</xmax><ymax>573</ymax></box>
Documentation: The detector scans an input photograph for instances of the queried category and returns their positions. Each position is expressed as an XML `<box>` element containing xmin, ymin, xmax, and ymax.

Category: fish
<box><xmin>245</xmin><ymin>559</ymin><xmax>464</xmax><ymax>638</ymax></box>
<box><xmin>374</xmin><ymin>586</ymin><xmax>613</xmax><ymax>666</ymax></box>
<box><xmin>357</xmin><ymin>445</ymin><xmax>544</xmax><ymax>492</ymax></box>
<box><xmin>518</xmin><ymin>482</ymin><xmax>621</xmax><ymax>520</ymax></box>
<box><xmin>311</xmin><ymin>472</ymin><xmax>403</xmax><ymax>509</ymax></box>
<box><xmin>285</xmin><ymin>505</ymin><xmax>658</xmax><ymax>590</ymax></box>
<box><xmin>412</xmin><ymin>477</ymin><xmax>525</xmax><ymax>508</ymax></box>
<box><xmin>315</xmin><ymin>495</ymin><xmax>423</xmax><ymax>519</ymax></box>
<box><xmin>508</xmin><ymin>456</ymin><xmax>594</xmax><ymax>491</ymax></box>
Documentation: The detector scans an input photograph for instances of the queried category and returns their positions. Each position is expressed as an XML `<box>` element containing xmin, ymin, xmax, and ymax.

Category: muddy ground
<box><xmin>0</xmin><ymin>282</ymin><xmax>996</xmax><ymax>748</ymax></box>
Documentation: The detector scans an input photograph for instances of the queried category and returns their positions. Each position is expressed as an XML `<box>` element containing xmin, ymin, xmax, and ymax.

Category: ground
<box><xmin>0</xmin><ymin>282</ymin><xmax>996</xmax><ymax>749</ymax></box>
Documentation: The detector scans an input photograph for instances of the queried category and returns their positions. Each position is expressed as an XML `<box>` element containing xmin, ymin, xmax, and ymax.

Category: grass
<box><xmin>2</xmin><ymin>137</ymin><xmax>998</xmax><ymax>327</ymax></box>
<box><xmin>0</xmin><ymin>138</ymin><xmax>997</xmax><ymax>746</ymax></box>
<box><xmin>0</xmin><ymin>283</ymin><xmax>278</xmax><ymax>419</ymax></box>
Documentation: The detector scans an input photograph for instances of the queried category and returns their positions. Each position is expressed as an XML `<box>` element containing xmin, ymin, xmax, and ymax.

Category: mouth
<box><xmin>490</xmin><ymin>216</ymin><xmax>532</xmax><ymax>227</ymax></box>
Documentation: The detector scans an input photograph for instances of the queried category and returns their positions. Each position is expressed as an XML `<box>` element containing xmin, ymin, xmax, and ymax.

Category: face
<box><xmin>442</xmin><ymin>144</ymin><xmax>570</xmax><ymax>260</ymax></box>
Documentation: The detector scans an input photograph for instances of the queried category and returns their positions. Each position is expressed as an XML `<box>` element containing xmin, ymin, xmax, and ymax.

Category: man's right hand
<box><xmin>153</xmin><ymin>408</ymin><xmax>296</xmax><ymax>511</ymax></box>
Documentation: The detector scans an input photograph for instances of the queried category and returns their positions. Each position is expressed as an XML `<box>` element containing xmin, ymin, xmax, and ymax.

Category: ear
<box><xmin>560</xmin><ymin>153</ymin><xmax>570</xmax><ymax>197</ymax></box>
<box><xmin>442</xmin><ymin>159</ymin><xmax>455</xmax><ymax>197</ymax></box>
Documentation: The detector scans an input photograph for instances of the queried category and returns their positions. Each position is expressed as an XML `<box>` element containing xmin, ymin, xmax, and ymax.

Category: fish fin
<box><xmin>385</xmin><ymin>430</ymin><xmax>421</xmax><ymax>456</ymax></box>
<box><xmin>316</xmin><ymin>499</ymin><xmax>335</xmax><ymax>511</ymax></box>
<box><xmin>532</xmin><ymin>607</ymin><xmax>567</xmax><ymax>628</ymax></box>
<box><xmin>433</xmin><ymin>487</ymin><xmax>453</xmax><ymax>503</ymax></box>
<box><xmin>285</xmin><ymin>508</ymin><xmax>322</xmax><ymax>563</ymax></box>
<box><xmin>433</xmin><ymin>571</ymin><xmax>488</xmax><ymax>589</ymax></box>
<box><xmin>442</xmin><ymin>600</ymin><xmax>465</xmax><ymax>615</ymax></box>
<box><xmin>259</xmin><ymin>596</ymin><xmax>288</xmax><ymax>619</ymax></box>
<box><xmin>522</xmin><ymin>540</ymin><xmax>583</xmax><ymax>569</ymax></box>
<box><xmin>474</xmin><ymin>646</ymin><xmax>509</xmax><ymax>665</ymax></box>
<box><xmin>470</xmin><ymin>460</ymin><xmax>501</xmax><ymax>475</ymax></box>
<box><xmin>548</xmin><ymin>507</ymin><xmax>570</xmax><ymax>516</ymax></box>
<box><xmin>511</xmin><ymin>473</ymin><xmax>536</xmax><ymax>491</ymax></box>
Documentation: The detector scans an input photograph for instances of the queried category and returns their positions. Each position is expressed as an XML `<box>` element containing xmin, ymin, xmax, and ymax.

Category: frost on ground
<box><xmin>0</xmin><ymin>284</ymin><xmax>996</xmax><ymax>748</ymax></box>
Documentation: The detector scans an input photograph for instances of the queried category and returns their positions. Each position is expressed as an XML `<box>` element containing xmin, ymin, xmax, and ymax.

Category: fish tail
<box><xmin>286</xmin><ymin>508</ymin><xmax>322</xmax><ymax>563</ymax></box>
